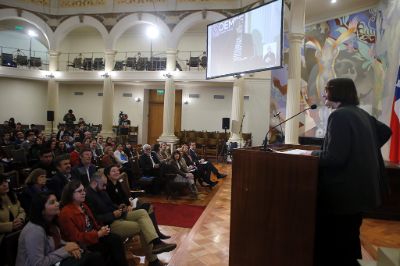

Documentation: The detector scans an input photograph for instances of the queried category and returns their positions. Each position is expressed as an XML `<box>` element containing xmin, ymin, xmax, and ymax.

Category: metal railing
<box><xmin>0</xmin><ymin>46</ymin><xmax>49</xmax><ymax>70</ymax></box>
<box><xmin>0</xmin><ymin>45</ymin><xmax>207</xmax><ymax>72</ymax></box>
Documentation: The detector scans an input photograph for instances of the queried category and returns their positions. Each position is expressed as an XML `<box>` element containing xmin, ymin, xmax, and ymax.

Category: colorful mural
<box><xmin>271</xmin><ymin>8</ymin><xmax>387</xmax><ymax>139</ymax></box>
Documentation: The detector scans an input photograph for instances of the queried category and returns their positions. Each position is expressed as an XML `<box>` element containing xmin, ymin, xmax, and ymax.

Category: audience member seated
<box><xmin>139</xmin><ymin>144</ymin><xmax>163</xmax><ymax>194</ymax></box>
<box><xmin>69</xmin><ymin>142</ymin><xmax>82</xmax><ymax>168</ymax></box>
<box><xmin>85</xmin><ymin>173</ymin><xmax>174</xmax><ymax>266</ymax></box>
<box><xmin>71</xmin><ymin>148</ymin><xmax>96</xmax><ymax>187</ymax></box>
<box><xmin>164</xmin><ymin>150</ymin><xmax>198</xmax><ymax>198</ymax></box>
<box><xmin>20</xmin><ymin>168</ymin><xmax>49</xmax><ymax>214</ymax></box>
<box><xmin>123</xmin><ymin>143</ymin><xmax>137</xmax><ymax>161</ymax></box>
<box><xmin>189</xmin><ymin>141</ymin><xmax>227</xmax><ymax>180</ymax></box>
<box><xmin>47</xmin><ymin>155</ymin><xmax>72</xmax><ymax>200</ymax></box>
<box><xmin>96</xmin><ymin>135</ymin><xmax>105</xmax><ymax>157</ymax></box>
<box><xmin>28</xmin><ymin>136</ymin><xmax>43</xmax><ymax>162</ymax></box>
<box><xmin>0</xmin><ymin>132</ymin><xmax>13</xmax><ymax>146</ymax></box>
<box><xmin>14</xmin><ymin>130</ymin><xmax>25</xmax><ymax>145</ymax></box>
<box><xmin>16</xmin><ymin>192</ymin><xmax>105</xmax><ymax>266</ymax></box>
<box><xmin>101</xmin><ymin>146</ymin><xmax>118</xmax><ymax>168</ymax></box>
<box><xmin>181</xmin><ymin>144</ymin><xmax>217</xmax><ymax>187</ymax></box>
<box><xmin>33</xmin><ymin>148</ymin><xmax>57</xmax><ymax>178</ymax></box>
<box><xmin>178</xmin><ymin>146</ymin><xmax>210</xmax><ymax>188</ymax></box>
<box><xmin>89</xmin><ymin>139</ymin><xmax>101</xmax><ymax>164</ymax></box>
<box><xmin>139</xmin><ymin>144</ymin><xmax>161</xmax><ymax>177</ymax></box>
<box><xmin>55</xmin><ymin>141</ymin><xmax>69</xmax><ymax>157</ymax></box>
<box><xmin>113</xmin><ymin>144</ymin><xmax>136</xmax><ymax>187</ymax></box>
<box><xmin>159</xmin><ymin>142</ymin><xmax>171</xmax><ymax>162</ymax></box>
<box><xmin>58</xmin><ymin>180</ymin><xmax>128</xmax><ymax>266</ymax></box>
<box><xmin>104</xmin><ymin>165</ymin><xmax>170</xmax><ymax>240</ymax></box>
<box><xmin>20</xmin><ymin>130</ymin><xmax>36</xmax><ymax>152</ymax></box>
<box><xmin>0</xmin><ymin>175</ymin><xmax>26</xmax><ymax>266</ymax></box>
<box><xmin>105</xmin><ymin>137</ymin><xmax>115</xmax><ymax>149</ymax></box>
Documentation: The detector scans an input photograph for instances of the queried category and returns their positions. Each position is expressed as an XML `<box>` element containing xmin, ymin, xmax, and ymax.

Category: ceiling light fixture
<box><xmin>330</xmin><ymin>0</ymin><xmax>337</xmax><ymax>3</ymax></box>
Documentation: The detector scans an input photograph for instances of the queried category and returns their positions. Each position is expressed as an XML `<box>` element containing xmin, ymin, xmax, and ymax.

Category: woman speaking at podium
<box><xmin>306</xmin><ymin>78</ymin><xmax>391</xmax><ymax>266</ymax></box>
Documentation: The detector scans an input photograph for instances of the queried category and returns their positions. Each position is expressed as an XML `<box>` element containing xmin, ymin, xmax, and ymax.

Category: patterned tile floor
<box><xmin>142</xmin><ymin>163</ymin><xmax>399</xmax><ymax>265</ymax></box>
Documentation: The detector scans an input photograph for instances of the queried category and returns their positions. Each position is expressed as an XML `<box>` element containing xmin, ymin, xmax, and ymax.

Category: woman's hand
<box><xmin>113</xmin><ymin>209</ymin><xmax>122</xmax><ymax>218</ymax></box>
<box><xmin>64</xmin><ymin>242</ymin><xmax>81</xmax><ymax>259</ymax></box>
<box><xmin>97</xmin><ymin>226</ymin><xmax>110</xmax><ymax>238</ymax></box>
<box><xmin>12</xmin><ymin>218</ymin><xmax>24</xmax><ymax>230</ymax></box>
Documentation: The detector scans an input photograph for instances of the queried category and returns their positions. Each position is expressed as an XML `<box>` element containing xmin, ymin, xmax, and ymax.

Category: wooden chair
<box><xmin>206</xmin><ymin>138</ymin><xmax>219</xmax><ymax>161</ymax></box>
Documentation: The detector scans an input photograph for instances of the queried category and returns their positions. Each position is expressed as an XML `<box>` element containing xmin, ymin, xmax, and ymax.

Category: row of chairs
<box><xmin>187</xmin><ymin>56</ymin><xmax>207</xmax><ymax>70</ymax></box>
<box><xmin>114</xmin><ymin>57</ymin><xmax>167</xmax><ymax>71</ymax></box>
<box><xmin>175</xmin><ymin>130</ymin><xmax>252</xmax><ymax>161</ymax></box>
<box><xmin>1</xmin><ymin>53</ymin><xmax>42</xmax><ymax>68</ymax></box>
<box><xmin>68</xmin><ymin>57</ymin><xmax>104</xmax><ymax>70</ymax></box>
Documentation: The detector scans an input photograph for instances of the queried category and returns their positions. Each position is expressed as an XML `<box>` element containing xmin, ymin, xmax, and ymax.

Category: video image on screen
<box><xmin>206</xmin><ymin>0</ymin><xmax>283</xmax><ymax>79</ymax></box>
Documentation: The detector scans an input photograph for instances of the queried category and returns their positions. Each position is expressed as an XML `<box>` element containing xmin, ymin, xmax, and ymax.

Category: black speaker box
<box><xmin>47</xmin><ymin>111</ymin><xmax>54</xmax><ymax>121</ymax></box>
<box><xmin>222</xmin><ymin>117</ymin><xmax>230</xmax><ymax>130</ymax></box>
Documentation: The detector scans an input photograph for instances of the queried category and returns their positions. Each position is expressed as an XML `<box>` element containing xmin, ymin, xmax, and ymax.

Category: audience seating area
<box><xmin>175</xmin><ymin>130</ymin><xmax>252</xmax><ymax>161</ymax></box>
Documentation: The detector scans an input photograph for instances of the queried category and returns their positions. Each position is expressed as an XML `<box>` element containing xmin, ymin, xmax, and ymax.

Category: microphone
<box><xmin>262</xmin><ymin>104</ymin><xmax>317</xmax><ymax>150</ymax></box>
<box><xmin>273</xmin><ymin>112</ymin><xmax>281</xmax><ymax>118</ymax></box>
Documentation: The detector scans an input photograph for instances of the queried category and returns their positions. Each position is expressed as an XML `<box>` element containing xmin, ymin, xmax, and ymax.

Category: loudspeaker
<box><xmin>47</xmin><ymin>111</ymin><xmax>54</xmax><ymax>122</ymax></box>
<box><xmin>222</xmin><ymin>117</ymin><xmax>230</xmax><ymax>130</ymax></box>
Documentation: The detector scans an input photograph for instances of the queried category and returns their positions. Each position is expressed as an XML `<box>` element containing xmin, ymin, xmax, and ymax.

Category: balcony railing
<box><xmin>0</xmin><ymin>46</ymin><xmax>49</xmax><ymax>70</ymax></box>
<box><xmin>0</xmin><ymin>46</ymin><xmax>207</xmax><ymax>72</ymax></box>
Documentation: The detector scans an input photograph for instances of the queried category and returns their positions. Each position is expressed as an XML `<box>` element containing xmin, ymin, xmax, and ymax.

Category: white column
<box><xmin>228</xmin><ymin>77</ymin><xmax>244</xmax><ymax>146</ymax></box>
<box><xmin>166</xmin><ymin>49</ymin><xmax>177</xmax><ymax>71</ymax></box>
<box><xmin>158</xmin><ymin>75</ymin><xmax>179</xmax><ymax>144</ymax></box>
<box><xmin>100</xmin><ymin>50</ymin><xmax>116</xmax><ymax>138</ymax></box>
<box><xmin>46</xmin><ymin>50</ymin><xmax>60</xmax><ymax>134</ymax></box>
<box><xmin>158</xmin><ymin>50</ymin><xmax>178</xmax><ymax>146</ymax></box>
<box><xmin>284</xmin><ymin>0</ymin><xmax>306</xmax><ymax>144</ymax></box>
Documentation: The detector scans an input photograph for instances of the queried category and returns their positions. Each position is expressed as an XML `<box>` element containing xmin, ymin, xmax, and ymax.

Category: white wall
<box><xmin>0</xmin><ymin>77</ymin><xmax>47</xmax><ymax>124</ymax></box>
<box><xmin>243</xmin><ymin>78</ymin><xmax>271</xmax><ymax>146</ymax></box>
<box><xmin>180</xmin><ymin>85</ymin><xmax>232</xmax><ymax>131</ymax></box>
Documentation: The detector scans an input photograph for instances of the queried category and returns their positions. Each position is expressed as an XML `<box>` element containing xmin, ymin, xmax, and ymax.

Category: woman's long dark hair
<box><xmin>30</xmin><ymin>191</ymin><xmax>56</xmax><ymax>234</ymax></box>
<box><xmin>0</xmin><ymin>175</ymin><xmax>17</xmax><ymax>209</ymax></box>
<box><xmin>60</xmin><ymin>179</ymin><xmax>82</xmax><ymax>207</ymax></box>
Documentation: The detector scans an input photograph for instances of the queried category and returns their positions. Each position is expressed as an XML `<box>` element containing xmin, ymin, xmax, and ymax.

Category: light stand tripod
<box><xmin>218</xmin><ymin>128</ymin><xmax>229</xmax><ymax>163</ymax></box>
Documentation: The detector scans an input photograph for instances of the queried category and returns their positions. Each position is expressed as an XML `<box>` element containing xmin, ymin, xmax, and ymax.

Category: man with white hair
<box><xmin>139</xmin><ymin>144</ymin><xmax>163</xmax><ymax>194</ymax></box>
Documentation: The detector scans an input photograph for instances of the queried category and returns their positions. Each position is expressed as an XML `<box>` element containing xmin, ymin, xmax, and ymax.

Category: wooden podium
<box><xmin>229</xmin><ymin>145</ymin><xmax>319</xmax><ymax>266</ymax></box>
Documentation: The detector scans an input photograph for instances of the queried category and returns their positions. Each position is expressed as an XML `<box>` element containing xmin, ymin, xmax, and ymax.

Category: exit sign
<box><xmin>157</xmin><ymin>89</ymin><xmax>164</xmax><ymax>95</ymax></box>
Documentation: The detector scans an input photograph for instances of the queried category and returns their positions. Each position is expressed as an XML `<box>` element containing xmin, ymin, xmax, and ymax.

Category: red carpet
<box><xmin>152</xmin><ymin>202</ymin><xmax>206</xmax><ymax>228</ymax></box>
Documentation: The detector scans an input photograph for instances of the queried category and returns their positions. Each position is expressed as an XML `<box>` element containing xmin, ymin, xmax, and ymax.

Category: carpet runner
<box><xmin>152</xmin><ymin>202</ymin><xmax>206</xmax><ymax>228</ymax></box>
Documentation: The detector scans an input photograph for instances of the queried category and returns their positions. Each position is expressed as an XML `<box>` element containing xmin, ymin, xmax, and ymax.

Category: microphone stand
<box><xmin>262</xmin><ymin>105</ymin><xmax>317</xmax><ymax>151</ymax></box>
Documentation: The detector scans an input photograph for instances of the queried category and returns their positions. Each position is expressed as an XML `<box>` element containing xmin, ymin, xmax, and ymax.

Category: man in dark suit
<box><xmin>71</xmin><ymin>148</ymin><xmax>97</xmax><ymax>187</ymax></box>
<box><xmin>47</xmin><ymin>155</ymin><xmax>72</xmax><ymax>200</ymax></box>
<box><xmin>138</xmin><ymin>144</ymin><xmax>163</xmax><ymax>194</ymax></box>
<box><xmin>85</xmin><ymin>173</ymin><xmax>175</xmax><ymax>266</ymax></box>
<box><xmin>189</xmin><ymin>142</ymin><xmax>227</xmax><ymax>179</ymax></box>
<box><xmin>307</xmin><ymin>78</ymin><xmax>392</xmax><ymax>266</ymax></box>
<box><xmin>139</xmin><ymin>144</ymin><xmax>161</xmax><ymax>177</ymax></box>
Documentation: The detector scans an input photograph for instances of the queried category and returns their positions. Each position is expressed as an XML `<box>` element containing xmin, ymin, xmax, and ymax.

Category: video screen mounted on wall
<box><xmin>206</xmin><ymin>0</ymin><xmax>283</xmax><ymax>79</ymax></box>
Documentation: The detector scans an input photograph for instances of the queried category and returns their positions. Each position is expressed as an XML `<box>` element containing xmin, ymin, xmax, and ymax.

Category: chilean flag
<box><xmin>389</xmin><ymin>67</ymin><xmax>400</xmax><ymax>164</ymax></box>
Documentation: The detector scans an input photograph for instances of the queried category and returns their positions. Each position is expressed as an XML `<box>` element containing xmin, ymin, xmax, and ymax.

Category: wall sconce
<box><xmin>184</xmin><ymin>100</ymin><xmax>189</xmax><ymax>105</ymax></box>
<box><xmin>163</xmin><ymin>73</ymin><xmax>172</xmax><ymax>78</ymax></box>
<box><xmin>100</xmin><ymin>72</ymin><xmax>110</xmax><ymax>78</ymax></box>
<box><xmin>45</xmin><ymin>73</ymin><xmax>55</xmax><ymax>79</ymax></box>
<box><xmin>134</xmin><ymin>97</ymin><xmax>141</xmax><ymax>102</ymax></box>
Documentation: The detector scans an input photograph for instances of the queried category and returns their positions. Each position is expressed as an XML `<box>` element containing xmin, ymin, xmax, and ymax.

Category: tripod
<box><xmin>218</xmin><ymin>128</ymin><xmax>229</xmax><ymax>163</ymax></box>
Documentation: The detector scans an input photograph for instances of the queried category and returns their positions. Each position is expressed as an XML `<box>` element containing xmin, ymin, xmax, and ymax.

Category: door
<box><xmin>147</xmin><ymin>89</ymin><xmax>182</xmax><ymax>145</ymax></box>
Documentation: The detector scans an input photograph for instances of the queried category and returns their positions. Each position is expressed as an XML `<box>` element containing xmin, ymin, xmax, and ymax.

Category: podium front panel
<box><xmin>229</xmin><ymin>146</ymin><xmax>319</xmax><ymax>266</ymax></box>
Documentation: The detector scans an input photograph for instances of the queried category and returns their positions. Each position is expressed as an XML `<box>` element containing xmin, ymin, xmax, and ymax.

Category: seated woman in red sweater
<box><xmin>58</xmin><ymin>180</ymin><xmax>127</xmax><ymax>266</ymax></box>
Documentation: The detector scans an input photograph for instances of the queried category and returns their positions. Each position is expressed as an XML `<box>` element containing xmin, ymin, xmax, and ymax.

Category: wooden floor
<box><xmin>146</xmin><ymin>163</ymin><xmax>400</xmax><ymax>265</ymax></box>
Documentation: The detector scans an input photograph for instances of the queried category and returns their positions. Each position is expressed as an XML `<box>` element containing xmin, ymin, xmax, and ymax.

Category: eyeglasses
<box><xmin>74</xmin><ymin>188</ymin><xmax>86</xmax><ymax>194</ymax></box>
